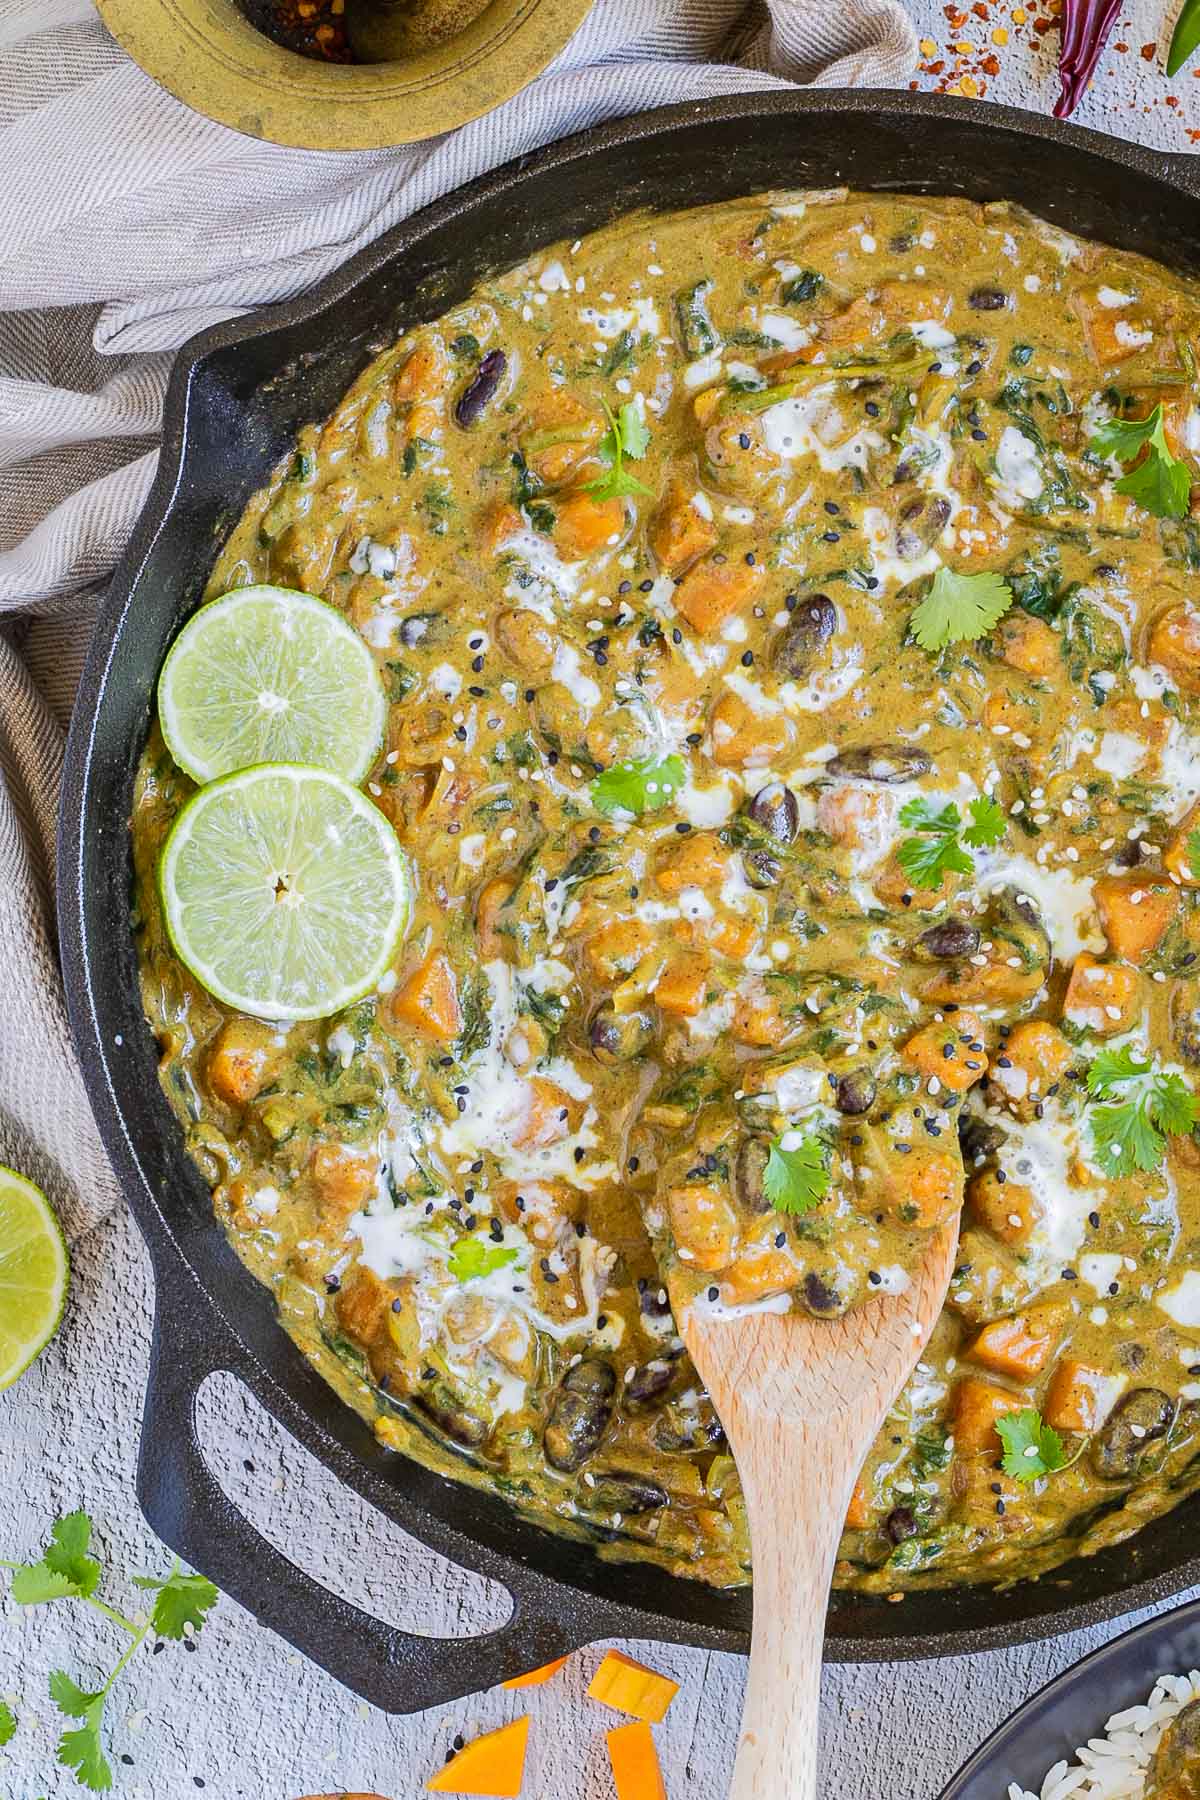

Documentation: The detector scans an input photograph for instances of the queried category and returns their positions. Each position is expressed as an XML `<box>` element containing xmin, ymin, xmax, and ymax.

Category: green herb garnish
<box><xmin>1</xmin><ymin>1511</ymin><xmax>218</xmax><ymax>1791</ymax></box>
<box><xmin>448</xmin><ymin>1236</ymin><xmax>520</xmax><ymax>1283</ymax></box>
<box><xmin>591</xmin><ymin>753</ymin><xmax>685</xmax><ymax>818</ymax></box>
<box><xmin>763</xmin><ymin>1134</ymin><xmax>831</xmax><ymax>1216</ymax></box>
<box><xmin>1090</xmin><ymin>403</ymin><xmax>1191</xmax><ymax>520</ymax></box>
<box><xmin>1186</xmin><ymin>828</ymin><xmax>1200</xmax><ymax>880</ymax></box>
<box><xmin>909</xmin><ymin>568</ymin><xmax>1013</xmax><ymax>653</ymax></box>
<box><xmin>584</xmin><ymin>401</ymin><xmax>652</xmax><ymax>503</ymax></box>
<box><xmin>996</xmin><ymin>1409</ymin><xmax>1067</xmax><ymax>1483</ymax></box>
<box><xmin>896</xmin><ymin>794</ymin><xmax>1006</xmax><ymax>890</ymax></box>
<box><xmin>1086</xmin><ymin>1045</ymin><xmax>1198</xmax><ymax>1177</ymax></box>
<box><xmin>0</xmin><ymin>1701</ymin><xmax>15</xmax><ymax>1747</ymax></box>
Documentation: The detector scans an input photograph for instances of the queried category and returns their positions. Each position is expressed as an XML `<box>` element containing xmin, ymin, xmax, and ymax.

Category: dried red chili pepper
<box><xmin>1055</xmin><ymin>0</ymin><xmax>1123</xmax><ymax>116</ymax></box>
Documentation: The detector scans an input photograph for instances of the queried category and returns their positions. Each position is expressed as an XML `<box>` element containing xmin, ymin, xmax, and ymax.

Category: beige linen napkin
<box><xmin>0</xmin><ymin>0</ymin><xmax>917</xmax><ymax>1240</ymax></box>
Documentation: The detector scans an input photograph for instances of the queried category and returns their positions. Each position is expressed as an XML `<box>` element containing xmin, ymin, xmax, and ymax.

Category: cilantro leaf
<box><xmin>762</xmin><ymin>1135</ymin><xmax>831</xmax><ymax>1216</ymax></box>
<box><xmin>909</xmin><ymin>568</ymin><xmax>1013</xmax><ymax>653</ymax></box>
<box><xmin>57</xmin><ymin>1711</ymin><xmax>112</xmax><ymax>1793</ymax></box>
<box><xmin>10</xmin><ymin>1563</ymin><xmax>77</xmax><ymax>1605</ymax></box>
<box><xmin>43</xmin><ymin>1514</ymin><xmax>101</xmax><ymax>1599</ymax></box>
<box><xmin>896</xmin><ymin>798</ymin><xmax>975</xmax><ymax>890</ymax></box>
<box><xmin>996</xmin><ymin>1409</ymin><xmax>1067</xmax><ymax>1483</ymax></box>
<box><xmin>1090</xmin><ymin>403</ymin><xmax>1191</xmax><ymax>520</ymax></box>
<box><xmin>448</xmin><ymin>1237</ymin><xmax>520</xmax><ymax>1284</ymax></box>
<box><xmin>48</xmin><ymin>1672</ymin><xmax>105</xmax><ymax>1719</ymax></box>
<box><xmin>591</xmin><ymin>754</ymin><xmax>685</xmax><ymax>818</ymax></box>
<box><xmin>0</xmin><ymin>1701</ymin><xmax>15</xmax><ymax>1747</ymax></box>
<box><xmin>963</xmin><ymin>793</ymin><xmax>1007</xmax><ymax>849</ymax></box>
<box><xmin>1186</xmin><ymin>828</ymin><xmax>1200</xmax><ymax>880</ymax></box>
<box><xmin>130</xmin><ymin>1569</ymin><xmax>219</xmax><ymax>1641</ymax></box>
<box><xmin>584</xmin><ymin>401</ymin><xmax>652</xmax><ymax>503</ymax></box>
<box><xmin>1086</xmin><ymin>1048</ymin><xmax>1198</xmax><ymax>1176</ymax></box>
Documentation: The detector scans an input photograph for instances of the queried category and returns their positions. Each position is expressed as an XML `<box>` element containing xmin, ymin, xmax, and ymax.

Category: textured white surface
<box><xmin>4</xmin><ymin>7</ymin><xmax>1200</xmax><ymax>1798</ymax></box>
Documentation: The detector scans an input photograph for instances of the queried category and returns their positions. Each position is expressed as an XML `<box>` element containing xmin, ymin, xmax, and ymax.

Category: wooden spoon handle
<box><xmin>727</xmin><ymin>1418</ymin><xmax>854</xmax><ymax>1800</ymax></box>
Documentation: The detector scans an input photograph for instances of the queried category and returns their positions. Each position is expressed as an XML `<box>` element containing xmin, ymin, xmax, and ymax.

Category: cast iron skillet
<box><xmin>938</xmin><ymin>1597</ymin><xmax>1200</xmax><ymax>1798</ymax></box>
<box><xmin>58</xmin><ymin>88</ymin><xmax>1200</xmax><ymax>1714</ymax></box>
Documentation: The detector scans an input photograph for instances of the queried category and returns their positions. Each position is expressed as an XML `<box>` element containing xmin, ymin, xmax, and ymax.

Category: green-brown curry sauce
<box><xmin>133</xmin><ymin>190</ymin><xmax>1200</xmax><ymax>1595</ymax></box>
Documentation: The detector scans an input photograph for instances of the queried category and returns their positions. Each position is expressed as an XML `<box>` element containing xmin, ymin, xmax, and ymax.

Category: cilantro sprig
<box><xmin>1186</xmin><ymin>827</ymin><xmax>1200</xmax><ymax>881</ymax></box>
<box><xmin>591</xmin><ymin>753</ymin><xmax>685</xmax><ymax>818</ymax></box>
<box><xmin>896</xmin><ymin>793</ymin><xmax>1007</xmax><ymax>891</ymax></box>
<box><xmin>1086</xmin><ymin>1045</ymin><xmax>1198</xmax><ymax>1178</ymax></box>
<box><xmin>763</xmin><ymin>1134</ymin><xmax>831</xmax><ymax>1216</ymax></box>
<box><xmin>584</xmin><ymin>401</ymin><xmax>652</xmax><ymax>503</ymax></box>
<box><xmin>1090</xmin><ymin>402</ymin><xmax>1191</xmax><ymax>520</ymax></box>
<box><xmin>909</xmin><ymin>568</ymin><xmax>1013</xmax><ymax>653</ymax></box>
<box><xmin>0</xmin><ymin>1700</ymin><xmax>15</xmax><ymax>1748</ymax></box>
<box><xmin>0</xmin><ymin>1511</ymin><xmax>218</xmax><ymax>1791</ymax></box>
<box><xmin>448</xmin><ymin>1236</ymin><xmax>519</xmax><ymax>1283</ymax></box>
<box><xmin>996</xmin><ymin>1408</ymin><xmax>1068</xmax><ymax>1483</ymax></box>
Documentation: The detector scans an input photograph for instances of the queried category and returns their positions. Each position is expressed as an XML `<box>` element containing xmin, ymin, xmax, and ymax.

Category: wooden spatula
<box><xmin>675</xmin><ymin>1220</ymin><xmax>960</xmax><ymax>1799</ymax></box>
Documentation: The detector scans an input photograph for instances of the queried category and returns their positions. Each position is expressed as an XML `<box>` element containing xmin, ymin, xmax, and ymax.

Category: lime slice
<box><xmin>0</xmin><ymin>1167</ymin><xmax>69</xmax><ymax>1391</ymax></box>
<box><xmin>157</xmin><ymin>585</ymin><xmax>387</xmax><ymax>785</ymax></box>
<box><xmin>159</xmin><ymin>764</ymin><xmax>410</xmax><ymax>1020</ymax></box>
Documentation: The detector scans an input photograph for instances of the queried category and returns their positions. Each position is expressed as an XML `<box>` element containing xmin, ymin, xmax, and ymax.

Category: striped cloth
<box><xmin>0</xmin><ymin>0</ymin><xmax>915</xmax><ymax>1239</ymax></box>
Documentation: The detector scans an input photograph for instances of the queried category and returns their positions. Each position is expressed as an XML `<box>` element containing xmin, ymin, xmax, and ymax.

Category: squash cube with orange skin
<box><xmin>845</xmin><ymin>1472</ymin><xmax>871</xmax><ymax>1530</ymax></box>
<box><xmin>426</xmin><ymin>1716</ymin><xmax>529</xmax><ymax>1795</ymax></box>
<box><xmin>708</xmin><ymin>912</ymin><xmax>758</xmax><ymax>959</ymax></box>
<box><xmin>965</xmin><ymin>1305</ymin><xmax>1064</xmax><ymax>1381</ymax></box>
<box><xmin>309</xmin><ymin>1142</ymin><xmax>377</xmax><ymax>1224</ymax></box>
<box><xmin>673</xmin><ymin>551</ymin><xmax>765</xmax><ymax>634</ymax></box>
<box><xmin>967</xmin><ymin>1169</ymin><xmax>1041</xmax><ymax>1247</ymax></box>
<box><xmin>901</xmin><ymin>1013</ymin><xmax>989</xmax><ymax>1094</ymax></box>
<box><xmin>206</xmin><ymin>1017</ymin><xmax>277</xmax><ymax>1107</ymax></box>
<box><xmin>394</xmin><ymin>335</ymin><xmax>449</xmax><ymax>403</ymax></box>
<box><xmin>989</xmin><ymin>1020</ymin><xmax>1074</xmax><ymax>1111</ymax></box>
<box><xmin>709</xmin><ymin>688</ymin><xmax>793</xmax><ymax>768</ymax></box>
<box><xmin>1094</xmin><ymin>873</ymin><xmax>1180</xmax><ymax>965</ymax></box>
<box><xmin>1062</xmin><ymin>953</ymin><xmax>1140</xmax><ymax>1035</ymax></box>
<box><xmin>1072</xmin><ymin>287</ymin><xmax>1156</xmax><ymax>366</ymax></box>
<box><xmin>607</xmin><ymin>1722</ymin><xmax>667</xmax><ymax>1800</ymax></box>
<box><xmin>654</xmin><ymin>831</ymin><xmax>728</xmax><ymax>895</ymax></box>
<box><xmin>584</xmin><ymin>917</ymin><xmax>655</xmax><ymax>981</ymax></box>
<box><xmin>650</xmin><ymin>474</ymin><xmax>718</xmax><ymax>574</ymax></box>
<box><xmin>1148</xmin><ymin>600</ymin><xmax>1200</xmax><ymax>694</ymax></box>
<box><xmin>718</xmin><ymin>1239</ymin><xmax>799</xmax><ymax>1306</ymax></box>
<box><xmin>1165</xmin><ymin>803</ymin><xmax>1200</xmax><ymax>886</ymax></box>
<box><xmin>666</xmin><ymin>1183</ymin><xmax>737</xmax><ymax>1272</ymax></box>
<box><xmin>521</xmin><ymin>389</ymin><xmax>601</xmax><ymax>486</ymax></box>
<box><xmin>951</xmin><ymin>1376</ymin><xmax>1029</xmax><ymax>1455</ymax></box>
<box><xmin>511</xmin><ymin>1079</ymin><xmax>580</xmax><ymax>1150</ymax></box>
<box><xmin>992</xmin><ymin>611</ymin><xmax>1059</xmax><ymax>677</ymax></box>
<box><xmin>881</xmin><ymin>1148</ymin><xmax>963</xmax><ymax>1229</ymax></box>
<box><xmin>655</xmin><ymin>950</ymin><xmax>711</xmax><ymax>1018</ymax></box>
<box><xmin>588</xmin><ymin>1650</ymin><xmax>680</xmax><ymax>1723</ymax></box>
<box><xmin>390</xmin><ymin>953</ymin><xmax>463</xmax><ymax>1043</ymax></box>
<box><xmin>502</xmin><ymin>1655</ymin><xmax>569</xmax><ymax>1690</ymax></box>
<box><xmin>1042</xmin><ymin>1358</ymin><xmax>1128</xmax><ymax>1433</ymax></box>
<box><xmin>481</xmin><ymin>502</ymin><xmax>523</xmax><ymax>556</ymax></box>
<box><xmin>554</xmin><ymin>491</ymin><xmax>626</xmax><ymax>559</ymax></box>
<box><xmin>730</xmin><ymin>983</ymin><xmax>787</xmax><ymax>1048</ymax></box>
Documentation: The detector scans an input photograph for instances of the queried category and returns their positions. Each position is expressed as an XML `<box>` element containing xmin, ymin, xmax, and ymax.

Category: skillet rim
<box><xmin>56</xmin><ymin>86</ymin><xmax>1200</xmax><ymax>1687</ymax></box>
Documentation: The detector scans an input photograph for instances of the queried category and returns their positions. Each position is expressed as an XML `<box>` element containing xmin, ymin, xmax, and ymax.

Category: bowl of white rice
<box><xmin>939</xmin><ymin>1600</ymin><xmax>1200</xmax><ymax>1800</ymax></box>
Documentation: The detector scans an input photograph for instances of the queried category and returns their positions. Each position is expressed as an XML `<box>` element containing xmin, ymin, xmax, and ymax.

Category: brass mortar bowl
<box><xmin>96</xmin><ymin>0</ymin><xmax>594</xmax><ymax>150</ymax></box>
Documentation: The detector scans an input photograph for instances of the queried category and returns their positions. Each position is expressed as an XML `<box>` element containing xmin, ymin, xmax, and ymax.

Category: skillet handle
<box><xmin>137</xmin><ymin>1294</ymin><xmax>594</xmax><ymax>1713</ymax></box>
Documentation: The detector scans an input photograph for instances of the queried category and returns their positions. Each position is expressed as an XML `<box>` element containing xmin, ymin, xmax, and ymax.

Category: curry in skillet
<box><xmin>133</xmin><ymin>190</ymin><xmax>1200</xmax><ymax>1594</ymax></box>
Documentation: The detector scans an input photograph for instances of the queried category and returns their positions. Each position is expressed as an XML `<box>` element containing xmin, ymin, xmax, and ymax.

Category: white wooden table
<box><xmin>2</xmin><ymin>5</ymin><xmax>1198</xmax><ymax>1795</ymax></box>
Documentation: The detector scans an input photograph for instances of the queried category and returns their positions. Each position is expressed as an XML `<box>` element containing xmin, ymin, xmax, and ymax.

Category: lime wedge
<box><xmin>0</xmin><ymin>1167</ymin><xmax>69</xmax><ymax>1391</ymax></box>
<box><xmin>159</xmin><ymin>764</ymin><xmax>410</xmax><ymax>1020</ymax></box>
<box><xmin>157</xmin><ymin>585</ymin><xmax>387</xmax><ymax>785</ymax></box>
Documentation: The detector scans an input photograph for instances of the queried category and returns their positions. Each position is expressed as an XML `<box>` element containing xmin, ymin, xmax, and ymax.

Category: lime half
<box><xmin>0</xmin><ymin>1167</ymin><xmax>68</xmax><ymax>1391</ymax></box>
<box><xmin>157</xmin><ymin>585</ymin><xmax>387</xmax><ymax>785</ymax></box>
<box><xmin>159</xmin><ymin>764</ymin><xmax>410</xmax><ymax>1020</ymax></box>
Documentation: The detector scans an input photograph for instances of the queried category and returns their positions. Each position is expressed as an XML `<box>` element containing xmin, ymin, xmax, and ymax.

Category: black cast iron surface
<box><xmin>58</xmin><ymin>89</ymin><xmax>1200</xmax><ymax>1713</ymax></box>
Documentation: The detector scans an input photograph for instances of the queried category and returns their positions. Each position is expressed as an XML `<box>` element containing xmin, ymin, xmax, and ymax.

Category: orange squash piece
<box><xmin>900</xmin><ymin>1013</ymin><xmax>989</xmax><ymax>1094</ymax></box>
<box><xmin>501</xmin><ymin>1655</ymin><xmax>569</xmax><ymax>1690</ymax></box>
<box><xmin>1093</xmin><ymin>873</ymin><xmax>1180</xmax><ymax>965</ymax></box>
<box><xmin>673</xmin><ymin>552</ymin><xmax>764</xmax><ymax>634</ymax></box>
<box><xmin>588</xmin><ymin>1650</ymin><xmax>680</xmax><ymax>1723</ymax></box>
<box><xmin>965</xmin><ymin>1305</ymin><xmax>1063</xmax><ymax>1380</ymax></box>
<box><xmin>426</xmin><ymin>1716</ymin><xmax>529</xmax><ymax>1796</ymax></box>
<box><xmin>607</xmin><ymin>1721</ymin><xmax>667</xmax><ymax>1800</ymax></box>
<box><xmin>951</xmin><ymin>1376</ymin><xmax>1028</xmax><ymax>1455</ymax></box>
<box><xmin>391</xmin><ymin>953</ymin><xmax>463</xmax><ymax>1043</ymax></box>
<box><xmin>655</xmin><ymin>950</ymin><xmax>711</xmax><ymax>1018</ymax></box>
<box><xmin>1165</xmin><ymin>803</ymin><xmax>1200</xmax><ymax>886</ymax></box>
<box><xmin>1062</xmin><ymin>953</ymin><xmax>1140</xmax><ymax>1036</ymax></box>
<box><xmin>845</xmin><ymin>1472</ymin><xmax>871</xmax><ymax>1530</ymax></box>
<box><xmin>1042</xmin><ymin>1358</ymin><xmax>1127</xmax><ymax>1433</ymax></box>
<box><xmin>554</xmin><ymin>491</ymin><xmax>625</xmax><ymax>559</ymax></box>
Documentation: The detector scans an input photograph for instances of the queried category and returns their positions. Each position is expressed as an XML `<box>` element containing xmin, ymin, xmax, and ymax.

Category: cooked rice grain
<box><xmin>1007</xmin><ymin>1671</ymin><xmax>1200</xmax><ymax>1800</ymax></box>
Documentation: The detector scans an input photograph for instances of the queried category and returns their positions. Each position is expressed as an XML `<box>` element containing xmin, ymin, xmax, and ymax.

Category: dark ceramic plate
<box><xmin>940</xmin><ymin>1599</ymin><xmax>1200</xmax><ymax>1798</ymax></box>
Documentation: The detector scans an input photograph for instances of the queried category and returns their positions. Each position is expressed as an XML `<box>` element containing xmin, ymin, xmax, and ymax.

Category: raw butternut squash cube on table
<box><xmin>501</xmin><ymin>1655</ymin><xmax>569</xmax><ymax>1690</ymax></box>
<box><xmin>587</xmin><ymin>1649</ymin><xmax>680</xmax><ymax>1723</ymax></box>
<box><xmin>607</xmin><ymin>1720</ymin><xmax>668</xmax><ymax>1800</ymax></box>
<box><xmin>426</xmin><ymin>1715</ymin><xmax>530</xmax><ymax>1795</ymax></box>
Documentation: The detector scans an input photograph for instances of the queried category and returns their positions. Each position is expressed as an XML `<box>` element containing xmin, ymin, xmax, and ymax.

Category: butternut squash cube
<box><xmin>588</xmin><ymin>1649</ymin><xmax>680</xmax><ymax>1723</ymax></box>
<box><xmin>1094</xmin><ymin>873</ymin><xmax>1179</xmax><ymax>965</ymax></box>
<box><xmin>951</xmin><ymin>1376</ymin><xmax>1028</xmax><ymax>1455</ymax></box>
<box><xmin>901</xmin><ymin>1013</ymin><xmax>989</xmax><ymax>1094</ymax></box>
<box><xmin>655</xmin><ymin>950</ymin><xmax>711</xmax><ymax>1017</ymax></box>
<box><xmin>1062</xmin><ymin>953</ymin><xmax>1140</xmax><ymax>1035</ymax></box>
<box><xmin>1148</xmin><ymin>601</ymin><xmax>1200</xmax><ymax>694</ymax></box>
<box><xmin>426</xmin><ymin>1716</ymin><xmax>529</xmax><ymax>1795</ymax></box>
<box><xmin>666</xmin><ymin>1183</ymin><xmax>737</xmax><ymax>1272</ymax></box>
<box><xmin>673</xmin><ymin>551</ymin><xmax>765</xmax><ymax>634</ymax></box>
<box><xmin>502</xmin><ymin>1655</ymin><xmax>569</xmax><ymax>1690</ymax></box>
<box><xmin>1042</xmin><ymin>1358</ymin><xmax>1128</xmax><ymax>1433</ymax></box>
<box><xmin>390</xmin><ymin>953</ymin><xmax>463</xmax><ymax>1043</ymax></box>
<box><xmin>967</xmin><ymin>1169</ymin><xmax>1041</xmax><ymax>1247</ymax></box>
<box><xmin>965</xmin><ymin>1305</ymin><xmax>1063</xmax><ymax>1380</ymax></box>
<box><xmin>650</xmin><ymin>474</ymin><xmax>718</xmax><ymax>574</ymax></box>
<box><xmin>554</xmin><ymin>491</ymin><xmax>625</xmax><ymax>559</ymax></box>
<box><xmin>607</xmin><ymin>1721</ymin><xmax>667</xmax><ymax>1800</ymax></box>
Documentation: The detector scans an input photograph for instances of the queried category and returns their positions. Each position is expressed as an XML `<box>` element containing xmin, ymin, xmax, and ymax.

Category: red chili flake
<box><xmin>972</xmin><ymin>2</ymin><xmax>990</xmax><ymax>15</ymax></box>
<box><xmin>1167</xmin><ymin>92</ymin><xmax>1180</xmax><ymax>104</ymax></box>
<box><xmin>1140</xmin><ymin>40</ymin><xmax>1157</xmax><ymax>57</ymax></box>
<box><xmin>982</xmin><ymin>51</ymin><xmax>1001</xmax><ymax>71</ymax></box>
